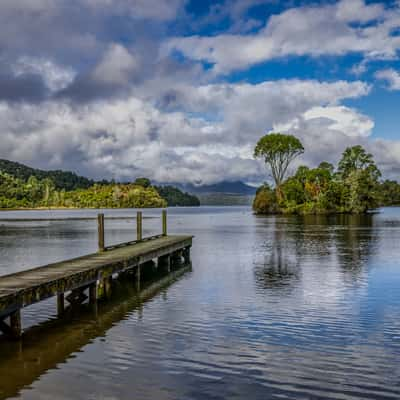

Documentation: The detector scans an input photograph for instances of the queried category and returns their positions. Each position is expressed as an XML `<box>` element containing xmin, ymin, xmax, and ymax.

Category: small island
<box><xmin>253</xmin><ymin>133</ymin><xmax>400</xmax><ymax>215</ymax></box>
<box><xmin>0</xmin><ymin>160</ymin><xmax>200</xmax><ymax>209</ymax></box>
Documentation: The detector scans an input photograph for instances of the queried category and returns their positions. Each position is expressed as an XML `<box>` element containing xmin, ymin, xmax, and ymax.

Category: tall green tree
<box><xmin>254</xmin><ymin>133</ymin><xmax>304</xmax><ymax>201</ymax></box>
<box><xmin>134</xmin><ymin>177</ymin><xmax>151</xmax><ymax>188</ymax></box>
<box><xmin>42</xmin><ymin>178</ymin><xmax>55</xmax><ymax>207</ymax></box>
<box><xmin>338</xmin><ymin>145</ymin><xmax>381</xmax><ymax>213</ymax></box>
<box><xmin>338</xmin><ymin>145</ymin><xmax>380</xmax><ymax>181</ymax></box>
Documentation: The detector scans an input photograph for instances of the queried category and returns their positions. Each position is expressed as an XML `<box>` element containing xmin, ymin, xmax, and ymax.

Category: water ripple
<box><xmin>0</xmin><ymin>208</ymin><xmax>400</xmax><ymax>399</ymax></box>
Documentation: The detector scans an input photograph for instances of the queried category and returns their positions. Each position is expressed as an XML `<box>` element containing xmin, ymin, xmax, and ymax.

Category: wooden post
<box><xmin>162</xmin><ymin>209</ymin><xmax>167</xmax><ymax>236</ymax></box>
<box><xmin>9</xmin><ymin>309</ymin><xmax>22</xmax><ymax>338</ymax></box>
<box><xmin>98</xmin><ymin>213</ymin><xmax>105</xmax><ymax>252</ymax></box>
<box><xmin>57</xmin><ymin>293</ymin><xmax>65</xmax><ymax>315</ymax></box>
<box><xmin>158</xmin><ymin>254</ymin><xmax>171</xmax><ymax>273</ymax></box>
<box><xmin>183</xmin><ymin>246</ymin><xmax>191</xmax><ymax>264</ymax></box>
<box><xmin>171</xmin><ymin>250</ymin><xmax>182</xmax><ymax>266</ymax></box>
<box><xmin>137</xmin><ymin>211</ymin><xmax>143</xmax><ymax>241</ymax></box>
<box><xmin>89</xmin><ymin>282</ymin><xmax>97</xmax><ymax>305</ymax></box>
<box><xmin>103</xmin><ymin>276</ymin><xmax>112</xmax><ymax>299</ymax></box>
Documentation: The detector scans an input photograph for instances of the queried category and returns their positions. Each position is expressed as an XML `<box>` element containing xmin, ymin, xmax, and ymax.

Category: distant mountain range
<box><xmin>176</xmin><ymin>181</ymin><xmax>258</xmax><ymax>195</ymax></box>
<box><xmin>165</xmin><ymin>181</ymin><xmax>257</xmax><ymax>206</ymax></box>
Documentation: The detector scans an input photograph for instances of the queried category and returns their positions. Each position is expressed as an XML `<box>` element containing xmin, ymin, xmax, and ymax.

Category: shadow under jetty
<box><xmin>0</xmin><ymin>263</ymin><xmax>192</xmax><ymax>400</ymax></box>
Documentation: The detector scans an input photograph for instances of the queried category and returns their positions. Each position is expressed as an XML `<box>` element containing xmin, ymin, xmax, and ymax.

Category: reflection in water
<box><xmin>254</xmin><ymin>217</ymin><xmax>299</xmax><ymax>290</ymax></box>
<box><xmin>254</xmin><ymin>213</ymin><xmax>379</xmax><ymax>292</ymax></box>
<box><xmin>333</xmin><ymin>214</ymin><xmax>377</xmax><ymax>275</ymax></box>
<box><xmin>0</xmin><ymin>264</ymin><xmax>191</xmax><ymax>400</ymax></box>
<box><xmin>249</xmin><ymin>212</ymin><xmax>400</xmax><ymax>399</ymax></box>
<box><xmin>0</xmin><ymin>207</ymin><xmax>400</xmax><ymax>400</ymax></box>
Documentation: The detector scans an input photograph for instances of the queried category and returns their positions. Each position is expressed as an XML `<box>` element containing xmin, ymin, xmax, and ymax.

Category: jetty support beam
<box><xmin>158</xmin><ymin>254</ymin><xmax>171</xmax><ymax>273</ymax></box>
<box><xmin>171</xmin><ymin>250</ymin><xmax>183</xmax><ymax>267</ymax></box>
<box><xmin>57</xmin><ymin>293</ymin><xmax>65</xmax><ymax>316</ymax></box>
<box><xmin>97</xmin><ymin>276</ymin><xmax>113</xmax><ymax>300</ymax></box>
<box><xmin>66</xmin><ymin>287</ymin><xmax>88</xmax><ymax>307</ymax></box>
<box><xmin>183</xmin><ymin>246</ymin><xmax>191</xmax><ymax>264</ymax></box>
<box><xmin>0</xmin><ymin>309</ymin><xmax>22</xmax><ymax>339</ymax></box>
<box><xmin>89</xmin><ymin>282</ymin><xmax>97</xmax><ymax>305</ymax></box>
<box><xmin>103</xmin><ymin>276</ymin><xmax>112</xmax><ymax>299</ymax></box>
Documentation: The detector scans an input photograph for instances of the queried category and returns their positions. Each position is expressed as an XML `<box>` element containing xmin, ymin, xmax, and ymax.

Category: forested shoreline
<box><xmin>2</xmin><ymin>146</ymin><xmax>400</xmax><ymax>213</ymax></box>
<box><xmin>0</xmin><ymin>160</ymin><xmax>199</xmax><ymax>209</ymax></box>
<box><xmin>253</xmin><ymin>133</ymin><xmax>400</xmax><ymax>215</ymax></box>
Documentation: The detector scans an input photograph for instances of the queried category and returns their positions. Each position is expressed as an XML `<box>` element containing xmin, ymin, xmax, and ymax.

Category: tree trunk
<box><xmin>275</xmin><ymin>185</ymin><xmax>283</xmax><ymax>203</ymax></box>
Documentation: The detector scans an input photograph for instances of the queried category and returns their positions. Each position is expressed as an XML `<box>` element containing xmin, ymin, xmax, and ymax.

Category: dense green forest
<box><xmin>379</xmin><ymin>180</ymin><xmax>400</xmax><ymax>205</ymax></box>
<box><xmin>0</xmin><ymin>172</ymin><xmax>166</xmax><ymax>208</ymax></box>
<box><xmin>0</xmin><ymin>161</ymin><xmax>200</xmax><ymax>209</ymax></box>
<box><xmin>155</xmin><ymin>186</ymin><xmax>200</xmax><ymax>206</ymax></box>
<box><xmin>0</xmin><ymin>159</ymin><xmax>94</xmax><ymax>191</ymax></box>
<box><xmin>253</xmin><ymin>133</ymin><xmax>400</xmax><ymax>215</ymax></box>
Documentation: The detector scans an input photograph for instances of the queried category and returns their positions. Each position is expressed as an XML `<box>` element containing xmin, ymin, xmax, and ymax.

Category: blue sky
<box><xmin>181</xmin><ymin>0</ymin><xmax>400</xmax><ymax>141</ymax></box>
<box><xmin>0</xmin><ymin>0</ymin><xmax>400</xmax><ymax>184</ymax></box>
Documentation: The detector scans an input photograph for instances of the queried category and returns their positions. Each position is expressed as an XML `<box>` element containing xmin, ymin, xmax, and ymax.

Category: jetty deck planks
<box><xmin>0</xmin><ymin>235</ymin><xmax>192</xmax><ymax>338</ymax></box>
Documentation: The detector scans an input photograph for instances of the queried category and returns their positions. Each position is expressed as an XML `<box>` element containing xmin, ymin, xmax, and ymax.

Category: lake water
<box><xmin>1</xmin><ymin>206</ymin><xmax>400</xmax><ymax>399</ymax></box>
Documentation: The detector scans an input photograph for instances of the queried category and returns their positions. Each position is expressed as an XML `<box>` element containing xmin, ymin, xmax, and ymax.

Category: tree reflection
<box><xmin>254</xmin><ymin>212</ymin><xmax>378</xmax><ymax>291</ymax></box>
<box><xmin>302</xmin><ymin>213</ymin><xmax>377</xmax><ymax>273</ymax></box>
<box><xmin>333</xmin><ymin>213</ymin><xmax>377</xmax><ymax>280</ymax></box>
<box><xmin>254</xmin><ymin>216</ymin><xmax>300</xmax><ymax>290</ymax></box>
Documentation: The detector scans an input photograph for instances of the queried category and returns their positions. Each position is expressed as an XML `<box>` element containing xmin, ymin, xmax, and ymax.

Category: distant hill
<box><xmin>0</xmin><ymin>159</ymin><xmax>94</xmax><ymax>191</ymax></box>
<box><xmin>195</xmin><ymin>193</ymin><xmax>254</xmax><ymax>206</ymax></box>
<box><xmin>180</xmin><ymin>181</ymin><xmax>257</xmax><ymax>195</ymax></box>
<box><xmin>168</xmin><ymin>181</ymin><xmax>257</xmax><ymax>206</ymax></box>
<box><xmin>155</xmin><ymin>185</ymin><xmax>200</xmax><ymax>207</ymax></box>
<box><xmin>0</xmin><ymin>159</ymin><xmax>200</xmax><ymax>207</ymax></box>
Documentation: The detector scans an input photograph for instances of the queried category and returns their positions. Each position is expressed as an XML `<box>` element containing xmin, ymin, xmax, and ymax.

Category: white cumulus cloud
<box><xmin>0</xmin><ymin>78</ymin><xmax>378</xmax><ymax>184</ymax></box>
<box><xmin>92</xmin><ymin>44</ymin><xmax>139</xmax><ymax>85</ymax></box>
<box><xmin>165</xmin><ymin>0</ymin><xmax>400</xmax><ymax>74</ymax></box>
<box><xmin>375</xmin><ymin>68</ymin><xmax>400</xmax><ymax>90</ymax></box>
<box><xmin>13</xmin><ymin>57</ymin><xmax>76</xmax><ymax>92</ymax></box>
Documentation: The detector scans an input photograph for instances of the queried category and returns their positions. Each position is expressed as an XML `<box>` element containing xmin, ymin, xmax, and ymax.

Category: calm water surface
<box><xmin>1</xmin><ymin>206</ymin><xmax>400</xmax><ymax>399</ymax></box>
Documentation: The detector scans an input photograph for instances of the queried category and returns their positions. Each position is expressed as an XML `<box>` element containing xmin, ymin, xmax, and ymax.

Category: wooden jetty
<box><xmin>0</xmin><ymin>210</ymin><xmax>193</xmax><ymax>339</ymax></box>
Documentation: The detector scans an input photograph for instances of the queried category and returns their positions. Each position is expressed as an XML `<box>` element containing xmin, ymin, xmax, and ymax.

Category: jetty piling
<box><xmin>162</xmin><ymin>209</ymin><xmax>167</xmax><ymax>236</ymax></box>
<box><xmin>136</xmin><ymin>211</ymin><xmax>143</xmax><ymax>241</ymax></box>
<box><xmin>98</xmin><ymin>213</ymin><xmax>105</xmax><ymax>252</ymax></box>
<box><xmin>0</xmin><ymin>210</ymin><xmax>192</xmax><ymax>339</ymax></box>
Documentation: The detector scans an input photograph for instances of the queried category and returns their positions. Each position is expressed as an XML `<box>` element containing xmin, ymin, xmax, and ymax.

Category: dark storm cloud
<box><xmin>0</xmin><ymin>73</ymin><xmax>48</xmax><ymax>102</ymax></box>
<box><xmin>55</xmin><ymin>75</ymin><xmax>126</xmax><ymax>103</ymax></box>
<box><xmin>0</xmin><ymin>0</ymin><xmax>190</xmax><ymax>67</ymax></box>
